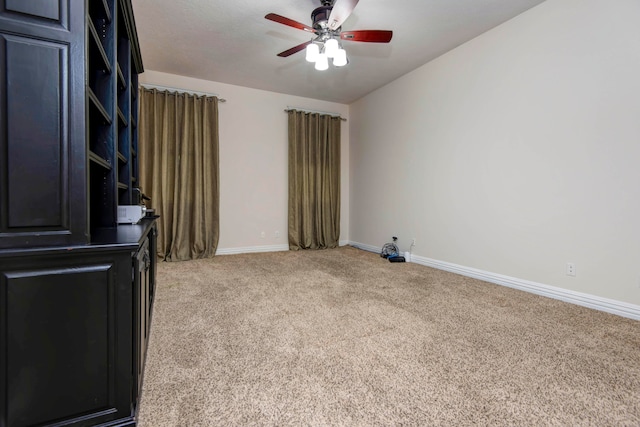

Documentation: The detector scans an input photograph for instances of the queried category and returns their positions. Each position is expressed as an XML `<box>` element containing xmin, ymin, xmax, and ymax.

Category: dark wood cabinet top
<box><xmin>90</xmin><ymin>216</ymin><xmax>158</xmax><ymax>247</ymax></box>
<box><xmin>0</xmin><ymin>217</ymin><xmax>157</xmax><ymax>259</ymax></box>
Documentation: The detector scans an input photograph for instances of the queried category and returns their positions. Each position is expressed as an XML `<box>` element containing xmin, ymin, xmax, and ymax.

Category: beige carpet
<box><xmin>137</xmin><ymin>246</ymin><xmax>640</xmax><ymax>426</ymax></box>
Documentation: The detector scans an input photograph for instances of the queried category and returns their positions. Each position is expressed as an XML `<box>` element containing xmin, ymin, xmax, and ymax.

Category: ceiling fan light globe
<box><xmin>325</xmin><ymin>38</ymin><xmax>339</xmax><ymax>58</ymax></box>
<box><xmin>315</xmin><ymin>53</ymin><xmax>329</xmax><ymax>70</ymax></box>
<box><xmin>333</xmin><ymin>48</ymin><xmax>347</xmax><ymax>66</ymax></box>
<box><xmin>305</xmin><ymin>43</ymin><xmax>319</xmax><ymax>62</ymax></box>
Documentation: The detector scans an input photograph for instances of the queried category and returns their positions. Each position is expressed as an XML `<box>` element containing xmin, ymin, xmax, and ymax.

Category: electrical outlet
<box><xmin>566</xmin><ymin>262</ymin><xmax>576</xmax><ymax>277</ymax></box>
<box><xmin>275</xmin><ymin>231</ymin><xmax>280</xmax><ymax>238</ymax></box>
<box><xmin>260</xmin><ymin>231</ymin><xmax>265</xmax><ymax>238</ymax></box>
<box><xmin>411</xmin><ymin>238</ymin><xmax>416</xmax><ymax>246</ymax></box>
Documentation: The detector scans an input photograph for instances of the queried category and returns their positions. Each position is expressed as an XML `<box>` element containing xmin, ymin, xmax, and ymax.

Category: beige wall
<box><xmin>139</xmin><ymin>71</ymin><xmax>349</xmax><ymax>252</ymax></box>
<box><xmin>350</xmin><ymin>0</ymin><xmax>640</xmax><ymax>305</ymax></box>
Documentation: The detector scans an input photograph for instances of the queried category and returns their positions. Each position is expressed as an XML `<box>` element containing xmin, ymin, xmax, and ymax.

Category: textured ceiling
<box><xmin>131</xmin><ymin>0</ymin><xmax>546</xmax><ymax>104</ymax></box>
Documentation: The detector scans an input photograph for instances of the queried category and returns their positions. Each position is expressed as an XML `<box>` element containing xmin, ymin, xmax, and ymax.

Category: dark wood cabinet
<box><xmin>1</xmin><ymin>249</ymin><xmax>133</xmax><ymax>427</ymax></box>
<box><xmin>0</xmin><ymin>0</ymin><xmax>143</xmax><ymax>248</ymax></box>
<box><xmin>0</xmin><ymin>1</ymin><xmax>154</xmax><ymax>426</ymax></box>
<box><xmin>0</xmin><ymin>221</ymin><xmax>156</xmax><ymax>426</ymax></box>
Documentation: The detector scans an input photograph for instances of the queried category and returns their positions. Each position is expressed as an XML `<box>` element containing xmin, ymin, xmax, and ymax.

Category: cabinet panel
<box><xmin>4</xmin><ymin>34</ymin><xmax>66</xmax><ymax>228</ymax></box>
<box><xmin>2</xmin><ymin>264</ymin><xmax>113</xmax><ymax>426</ymax></box>
<box><xmin>0</xmin><ymin>0</ymin><xmax>86</xmax><ymax>249</ymax></box>
<box><xmin>0</xmin><ymin>247</ymin><xmax>141</xmax><ymax>427</ymax></box>
<box><xmin>5</xmin><ymin>0</ymin><xmax>61</xmax><ymax>22</ymax></box>
<box><xmin>134</xmin><ymin>237</ymin><xmax>151</xmax><ymax>404</ymax></box>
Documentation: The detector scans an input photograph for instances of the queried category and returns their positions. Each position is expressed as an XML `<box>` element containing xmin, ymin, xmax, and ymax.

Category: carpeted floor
<box><xmin>137</xmin><ymin>246</ymin><xmax>640</xmax><ymax>426</ymax></box>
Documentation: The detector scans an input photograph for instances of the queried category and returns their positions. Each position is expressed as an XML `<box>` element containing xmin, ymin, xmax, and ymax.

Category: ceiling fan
<box><xmin>265</xmin><ymin>0</ymin><xmax>392</xmax><ymax>69</ymax></box>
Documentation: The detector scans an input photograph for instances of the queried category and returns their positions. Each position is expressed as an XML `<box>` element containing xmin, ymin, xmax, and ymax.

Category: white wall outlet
<box><xmin>411</xmin><ymin>238</ymin><xmax>416</xmax><ymax>246</ymax></box>
<box><xmin>566</xmin><ymin>262</ymin><xmax>576</xmax><ymax>277</ymax></box>
<box><xmin>260</xmin><ymin>231</ymin><xmax>266</xmax><ymax>238</ymax></box>
<box><xmin>275</xmin><ymin>230</ymin><xmax>280</xmax><ymax>238</ymax></box>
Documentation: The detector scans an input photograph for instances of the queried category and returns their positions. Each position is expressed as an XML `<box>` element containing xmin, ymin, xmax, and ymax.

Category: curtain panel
<box><xmin>288</xmin><ymin>110</ymin><xmax>341</xmax><ymax>250</ymax></box>
<box><xmin>138</xmin><ymin>88</ymin><xmax>219</xmax><ymax>261</ymax></box>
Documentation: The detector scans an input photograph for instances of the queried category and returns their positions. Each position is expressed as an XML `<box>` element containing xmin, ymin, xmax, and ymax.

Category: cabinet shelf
<box><xmin>88</xmin><ymin>20</ymin><xmax>112</xmax><ymax>75</ymax></box>
<box><xmin>117</xmin><ymin>107</ymin><xmax>128</xmax><ymax>127</ymax></box>
<box><xmin>117</xmin><ymin>151</ymin><xmax>127</xmax><ymax>163</ymax></box>
<box><xmin>89</xmin><ymin>150</ymin><xmax>112</xmax><ymax>170</ymax></box>
<box><xmin>131</xmin><ymin>116</ymin><xmax>137</xmax><ymax>129</ymax></box>
<box><xmin>88</xmin><ymin>88</ymin><xmax>112</xmax><ymax>124</ymax></box>
<box><xmin>117</xmin><ymin>182</ymin><xmax>128</xmax><ymax>190</ymax></box>
<box><xmin>117</xmin><ymin>63</ymin><xmax>126</xmax><ymax>90</ymax></box>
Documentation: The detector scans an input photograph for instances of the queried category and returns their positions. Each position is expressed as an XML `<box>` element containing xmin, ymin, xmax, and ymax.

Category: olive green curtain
<box><xmin>288</xmin><ymin>110</ymin><xmax>341</xmax><ymax>250</ymax></box>
<box><xmin>138</xmin><ymin>88</ymin><xmax>219</xmax><ymax>261</ymax></box>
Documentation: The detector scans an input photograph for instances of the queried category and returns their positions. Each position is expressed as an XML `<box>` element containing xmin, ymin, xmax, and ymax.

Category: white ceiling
<box><xmin>131</xmin><ymin>0</ymin><xmax>546</xmax><ymax>104</ymax></box>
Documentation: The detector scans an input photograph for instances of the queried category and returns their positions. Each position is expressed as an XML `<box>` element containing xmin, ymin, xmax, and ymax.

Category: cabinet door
<box><xmin>0</xmin><ymin>251</ymin><xmax>134</xmax><ymax>426</ymax></box>
<box><xmin>0</xmin><ymin>0</ymin><xmax>87</xmax><ymax>249</ymax></box>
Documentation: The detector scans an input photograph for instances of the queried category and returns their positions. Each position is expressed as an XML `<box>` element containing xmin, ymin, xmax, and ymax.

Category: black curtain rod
<box><xmin>140</xmin><ymin>84</ymin><xmax>226</xmax><ymax>102</ymax></box>
<box><xmin>285</xmin><ymin>108</ymin><xmax>347</xmax><ymax>121</ymax></box>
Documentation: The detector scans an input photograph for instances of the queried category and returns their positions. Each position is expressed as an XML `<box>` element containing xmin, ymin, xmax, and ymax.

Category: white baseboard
<box><xmin>216</xmin><ymin>244</ymin><xmax>289</xmax><ymax>255</ymax></box>
<box><xmin>349</xmin><ymin>242</ymin><xmax>381</xmax><ymax>254</ymax></box>
<box><xmin>348</xmin><ymin>241</ymin><xmax>640</xmax><ymax>321</ymax></box>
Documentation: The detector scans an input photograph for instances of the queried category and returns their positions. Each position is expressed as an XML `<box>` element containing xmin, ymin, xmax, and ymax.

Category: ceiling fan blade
<box><xmin>340</xmin><ymin>30</ymin><xmax>393</xmax><ymax>43</ymax></box>
<box><xmin>327</xmin><ymin>0</ymin><xmax>359</xmax><ymax>30</ymax></box>
<box><xmin>265</xmin><ymin>13</ymin><xmax>316</xmax><ymax>33</ymax></box>
<box><xmin>277</xmin><ymin>40</ymin><xmax>312</xmax><ymax>57</ymax></box>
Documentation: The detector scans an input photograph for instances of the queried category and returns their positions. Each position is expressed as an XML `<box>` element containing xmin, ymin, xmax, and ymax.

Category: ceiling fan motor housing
<box><xmin>311</xmin><ymin>6</ymin><xmax>333</xmax><ymax>31</ymax></box>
